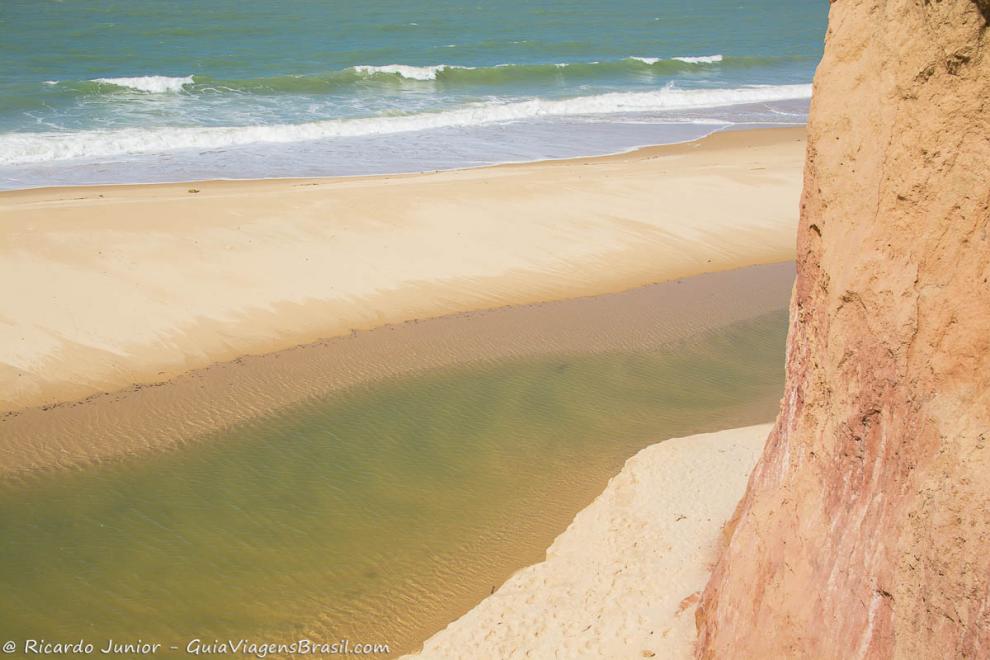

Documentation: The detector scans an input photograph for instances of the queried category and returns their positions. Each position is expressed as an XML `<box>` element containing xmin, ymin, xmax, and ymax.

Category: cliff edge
<box><xmin>696</xmin><ymin>1</ymin><xmax>990</xmax><ymax>658</ymax></box>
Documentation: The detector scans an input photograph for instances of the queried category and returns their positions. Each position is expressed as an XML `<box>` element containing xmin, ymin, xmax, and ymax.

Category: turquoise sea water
<box><xmin>0</xmin><ymin>1</ymin><xmax>826</xmax><ymax>188</ymax></box>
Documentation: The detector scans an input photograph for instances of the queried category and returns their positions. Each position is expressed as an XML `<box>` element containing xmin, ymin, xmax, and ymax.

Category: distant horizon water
<box><xmin>0</xmin><ymin>1</ymin><xmax>827</xmax><ymax>189</ymax></box>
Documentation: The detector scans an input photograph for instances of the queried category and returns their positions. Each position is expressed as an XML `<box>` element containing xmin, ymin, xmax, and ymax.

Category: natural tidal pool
<box><xmin>0</xmin><ymin>309</ymin><xmax>787</xmax><ymax>656</ymax></box>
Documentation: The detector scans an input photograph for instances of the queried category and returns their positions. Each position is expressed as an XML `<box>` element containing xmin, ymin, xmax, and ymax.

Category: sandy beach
<box><xmin>0</xmin><ymin>127</ymin><xmax>803</xmax><ymax>413</ymax></box>
<box><xmin>405</xmin><ymin>424</ymin><xmax>772</xmax><ymax>659</ymax></box>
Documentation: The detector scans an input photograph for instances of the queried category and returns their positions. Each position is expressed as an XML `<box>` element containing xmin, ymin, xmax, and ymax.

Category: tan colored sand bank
<box><xmin>0</xmin><ymin>128</ymin><xmax>804</xmax><ymax>411</ymax></box>
<box><xmin>0</xmin><ymin>262</ymin><xmax>791</xmax><ymax>476</ymax></box>
<box><xmin>405</xmin><ymin>424</ymin><xmax>772</xmax><ymax>660</ymax></box>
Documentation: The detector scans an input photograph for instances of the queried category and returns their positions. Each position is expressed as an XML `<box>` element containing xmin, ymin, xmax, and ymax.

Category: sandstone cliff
<box><xmin>696</xmin><ymin>1</ymin><xmax>990</xmax><ymax>658</ymax></box>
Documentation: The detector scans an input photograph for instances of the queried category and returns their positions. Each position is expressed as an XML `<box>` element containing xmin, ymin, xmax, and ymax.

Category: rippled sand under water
<box><xmin>0</xmin><ymin>265</ymin><xmax>792</xmax><ymax>657</ymax></box>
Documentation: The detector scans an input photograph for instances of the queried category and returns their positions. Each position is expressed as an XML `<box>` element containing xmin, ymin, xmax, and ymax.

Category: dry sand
<box><xmin>405</xmin><ymin>424</ymin><xmax>772</xmax><ymax>660</ymax></box>
<box><xmin>0</xmin><ymin>127</ymin><xmax>804</xmax><ymax>412</ymax></box>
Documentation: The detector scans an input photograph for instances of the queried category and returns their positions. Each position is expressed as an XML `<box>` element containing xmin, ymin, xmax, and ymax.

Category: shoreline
<box><xmin>405</xmin><ymin>424</ymin><xmax>773</xmax><ymax>659</ymax></box>
<box><xmin>1</xmin><ymin>123</ymin><xmax>800</xmax><ymax>197</ymax></box>
<box><xmin>0</xmin><ymin>126</ymin><xmax>804</xmax><ymax>414</ymax></box>
<box><xmin>0</xmin><ymin>121</ymin><xmax>802</xmax><ymax>194</ymax></box>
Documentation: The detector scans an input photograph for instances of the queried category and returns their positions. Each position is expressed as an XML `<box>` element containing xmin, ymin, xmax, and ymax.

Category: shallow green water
<box><xmin>0</xmin><ymin>310</ymin><xmax>787</xmax><ymax>654</ymax></box>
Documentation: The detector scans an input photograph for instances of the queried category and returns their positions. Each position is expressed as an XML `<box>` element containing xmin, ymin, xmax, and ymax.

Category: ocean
<box><xmin>0</xmin><ymin>0</ymin><xmax>826</xmax><ymax>188</ymax></box>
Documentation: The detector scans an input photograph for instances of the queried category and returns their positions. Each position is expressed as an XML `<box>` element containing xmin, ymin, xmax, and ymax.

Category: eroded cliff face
<box><xmin>696</xmin><ymin>1</ymin><xmax>990</xmax><ymax>658</ymax></box>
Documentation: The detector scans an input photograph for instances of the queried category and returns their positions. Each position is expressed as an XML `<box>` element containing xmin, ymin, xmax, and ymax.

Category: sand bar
<box><xmin>0</xmin><ymin>262</ymin><xmax>792</xmax><ymax>475</ymax></box>
<box><xmin>0</xmin><ymin>127</ymin><xmax>804</xmax><ymax>412</ymax></box>
<box><xmin>405</xmin><ymin>424</ymin><xmax>772</xmax><ymax>660</ymax></box>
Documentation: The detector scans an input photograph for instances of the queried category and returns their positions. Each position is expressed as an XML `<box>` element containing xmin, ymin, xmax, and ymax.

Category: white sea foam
<box><xmin>0</xmin><ymin>84</ymin><xmax>811</xmax><ymax>165</ymax></box>
<box><xmin>352</xmin><ymin>55</ymin><xmax>722</xmax><ymax>80</ymax></box>
<box><xmin>351</xmin><ymin>64</ymin><xmax>469</xmax><ymax>80</ymax></box>
<box><xmin>90</xmin><ymin>75</ymin><xmax>195</xmax><ymax>93</ymax></box>
<box><xmin>672</xmin><ymin>54</ymin><xmax>724</xmax><ymax>64</ymax></box>
<box><xmin>630</xmin><ymin>55</ymin><xmax>723</xmax><ymax>65</ymax></box>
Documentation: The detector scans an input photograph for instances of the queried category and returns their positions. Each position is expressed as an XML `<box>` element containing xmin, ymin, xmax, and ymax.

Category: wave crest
<box><xmin>351</xmin><ymin>56</ymin><xmax>726</xmax><ymax>81</ymax></box>
<box><xmin>351</xmin><ymin>64</ymin><xmax>469</xmax><ymax>80</ymax></box>
<box><xmin>41</xmin><ymin>56</ymin><xmax>797</xmax><ymax>96</ymax></box>
<box><xmin>89</xmin><ymin>76</ymin><xmax>195</xmax><ymax>93</ymax></box>
<box><xmin>671</xmin><ymin>55</ymin><xmax>724</xmax><ymax>64</ymax></box>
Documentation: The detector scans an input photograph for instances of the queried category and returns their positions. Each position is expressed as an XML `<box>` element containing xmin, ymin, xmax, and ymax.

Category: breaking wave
<box><xmin>39</xmin><ymin>55</ymin><xmax>797</xmax><ymax>96</ymax></box>
<box><xmin>1</xmin><ymin>84</ymin><xmax>812</xmax><ymax>165</ymax></box>
<box><xmin>89</xmin><ymin>75</ymin><xmax>195</xmax><ymax>93</ymax></box>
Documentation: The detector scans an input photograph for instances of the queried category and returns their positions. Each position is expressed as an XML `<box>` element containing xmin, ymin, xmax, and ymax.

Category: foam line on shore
<box><xmin>0</xmin><ymin>85</ymin><xmax>810</xmax><ymax>164</ymax></box>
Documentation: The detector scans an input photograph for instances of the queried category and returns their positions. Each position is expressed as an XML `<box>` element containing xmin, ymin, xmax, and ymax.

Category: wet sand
<box><xmin>0</xmin><ymin>127</ymin><xmax>804</xmax><ymax>412</ymax></box>
<box><xmin>1</xmin><ymin>262</ymin><xmax>793</xmax><ymax>476</ymax></box>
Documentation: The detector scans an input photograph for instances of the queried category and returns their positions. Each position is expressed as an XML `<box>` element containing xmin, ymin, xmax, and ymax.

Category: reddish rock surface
<box><xmin>696</xmin><ymin>1</ymin><xmax>990</xmax><ymax>657</ymax></box>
